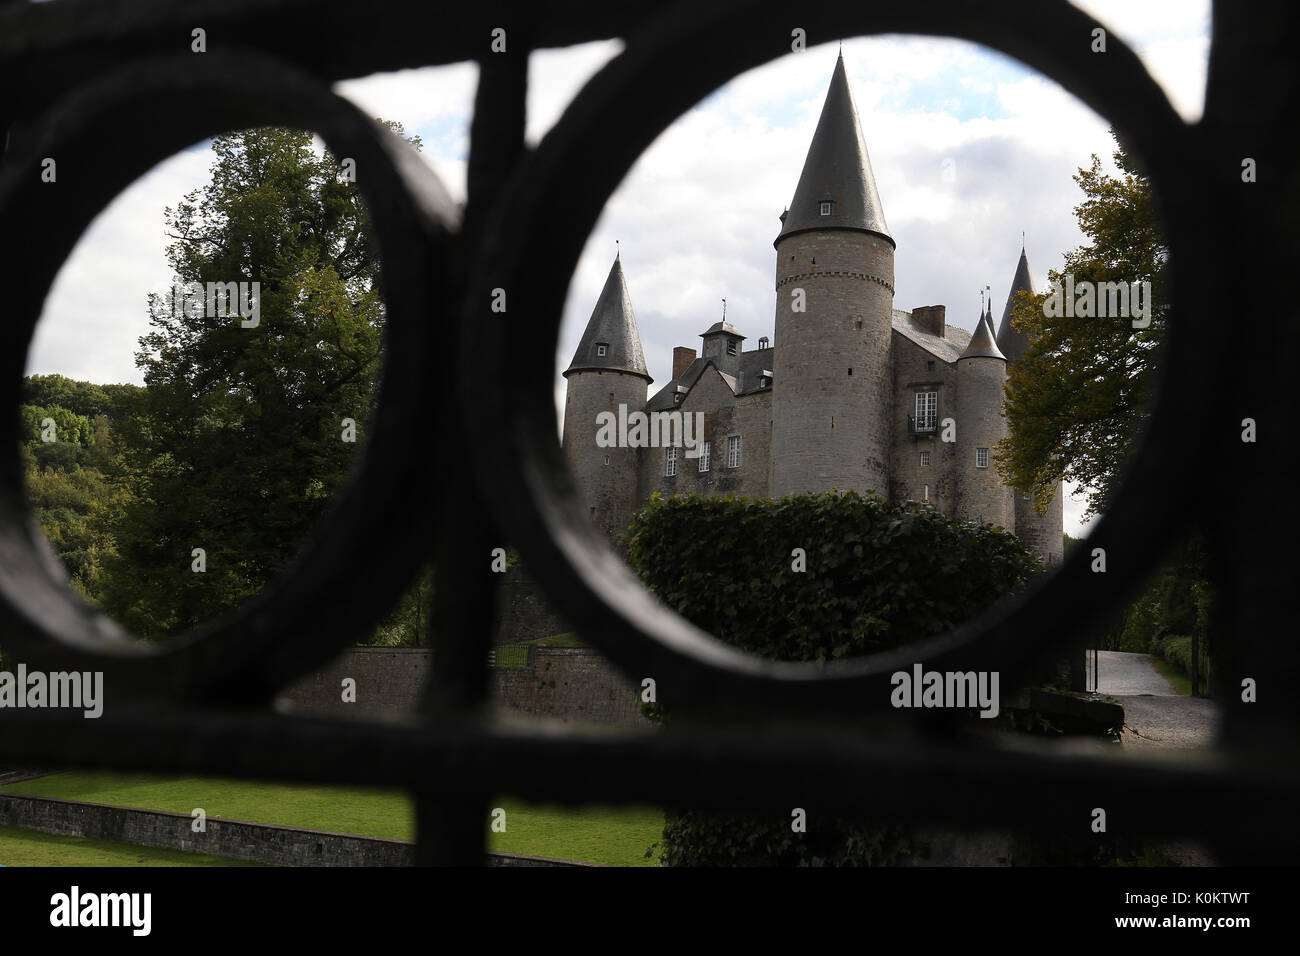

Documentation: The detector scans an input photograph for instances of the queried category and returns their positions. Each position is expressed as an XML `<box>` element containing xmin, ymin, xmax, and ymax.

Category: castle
<box><xmin>561</xmin><ymin>53</ymin><xmax>1064</xmax><ymax>567</ymax></box>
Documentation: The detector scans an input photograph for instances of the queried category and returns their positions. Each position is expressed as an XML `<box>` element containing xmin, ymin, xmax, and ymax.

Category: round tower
<box><xmin>997</xmin><ymin>246</ymin><xmax>1064</xmax><ymax>565</ymax></box>
<box><xmin>770</xmin><ymin>53</ymin><xmax>895</xmax><ymax>497</ymax></box>
<box><xmin>955</xmin><ymin>304</ymin><xmax>1012</xmax><ymax>529</ymax></box>
<box><xmin>562</xmin><ymin>253</ymin><xmax>652</xmax><ymax>541</ymax></box>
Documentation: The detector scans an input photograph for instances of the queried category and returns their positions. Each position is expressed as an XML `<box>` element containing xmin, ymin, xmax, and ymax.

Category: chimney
<box><xmin>673</xmin><ymin>346</ymin><xmax>696</xmax><ymax>380</ymax></box>
<box><xmin>913</xmin><ymin>305</ymin><xmax>946</xmax><ymax>337</ymax></box>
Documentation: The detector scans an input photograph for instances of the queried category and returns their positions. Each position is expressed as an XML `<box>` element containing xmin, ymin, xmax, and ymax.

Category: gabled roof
<box><xmin>645</xmin><ymin>354</ymin><xmax>748</xmax><ymax>412</ymax></box>
<box><xmin>891</xmin><ymin>309</ymin><xmax>972</xmax><ymax>364</ymax></box>
<box><xmin>776</xmin><ymin>53</ymin><xmax>892</xmax><ymax>247</ymax></box>
<box><xmin>564</xmin><ymin>255</ymin><xmax>652</xmax><ymax>382</ymax></box>
<box><xmin>996</xmin><ymin>247</ymin><xmax>1035</xmax><ymax>362</ymax></box>
<box><xmin>959</xmin><ymin>307</ymin><xmax>1007</xmax><ymax>361</ymax></box>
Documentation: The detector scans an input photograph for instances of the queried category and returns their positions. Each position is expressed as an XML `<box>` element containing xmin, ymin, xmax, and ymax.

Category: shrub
<box><xmin>625</xmin><ymin>491</ymin><xmax>1043</xmax><ymax>866</ymax></box>
<box><xmin>626</xmin><ymin>491</ymin><xmax>1041</xmax><ymax>662</ymax></box>
<box><xmin>1152</xmin><ymin>634</ymin><xmax>1210</xmax><ymax>692</ymax></box>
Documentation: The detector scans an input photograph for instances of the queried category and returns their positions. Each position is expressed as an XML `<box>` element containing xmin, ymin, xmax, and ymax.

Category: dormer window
<box><xmin>819</xmin><ymin>201</ymin><xmax>833</xmax><ymax>216</ymax></box>
<box><xmin>595</xmin><ymin>342</ymin><xmax>608</xmax><ymax>357</ymax></box>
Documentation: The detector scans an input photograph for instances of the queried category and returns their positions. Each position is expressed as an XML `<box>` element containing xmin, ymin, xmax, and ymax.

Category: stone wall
<box><xmin>492</xmin><ymin>561</ymin><xmax>570</xmax><ymax>647</ymax></box>
<box><xmin>890</xmin><ymin>331</ymin><xmax>958</xmax><ymax>515</ymax></box>
<box><xmin>770</xmin><ymin>229</ymin><xmax>895</xmax><ymax>497</ymax></box>
<box><xmin>489</xmin><ymin>646</ymin><xmax>647</xmax><ymax>726</ymax></box>
<box><xmin>0</xmin><ymin>794</ymin><xmax>595</xmax><ymax>866</ymax></box>
<box><xmin>561</xmin><ymin>368</ymin><xmax>650</xmax><ymax>542</ymax></box>
<box><xmin>643</xmin><ymin>369</ymin><xmax>773</xmax><ymax>500</ymax></box>
<box><xmin>955</xmin><ymin>355</ymin><xmax>1013</xmax><ymax>528</ymax></box>
<box><xmin>1014</xmin><ymin>480</ymin><xmax>1065</xmax><ymax>567</ymax></box>
<box><xmin>277</xmin><ymin>646</ymin><xmax>648</xmax><ymax>727</ymax></box>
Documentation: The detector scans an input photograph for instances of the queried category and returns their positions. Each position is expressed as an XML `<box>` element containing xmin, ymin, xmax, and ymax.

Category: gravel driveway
<box><xmin>1095</xmin><ymin>650</ymin><xmax>1221</xmax><ymax>865</ymax></box>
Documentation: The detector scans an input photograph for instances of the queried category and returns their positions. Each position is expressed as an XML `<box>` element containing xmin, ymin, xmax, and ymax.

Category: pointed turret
<box><xmin>769</xmin><ymin>53</ymin><xmax>896</xmax><ymax>498</ymax></box>
<box><xmin>562</xmin><ymin>254</ymin><xmax>652</xmax><ymax>543</ymax></box>
<box><xmin>996</xmin><ymin>247</ymin><xmax>1034</xmax><ymax>362</ymax></box>
<box><xmin>959</xmin><ymin>305</ymin><xmax>1006</xmax><ymax>362</ymax></box>
<box><xmin>564</xmin><ymin>254</ymin><xmax>652</xmax><ymax>382</ymax></box>
<box><xmin>956</xmin><ymin>300</ymin><xmax>1011</xmax><ymax>529</ymax></box>
<box><xmin>775</xmin><ymin>52</ymin><xmax>892</xmax><ymax>247</ymax></box>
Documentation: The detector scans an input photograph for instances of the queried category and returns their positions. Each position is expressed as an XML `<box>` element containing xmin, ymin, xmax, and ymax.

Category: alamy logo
<box><xmin>170</xmin><ymin>279</ymin><xmax>261</xmax><ymax>328</ymax></box>
<box><xmin>0</xmin><ymin>665</ymin><xmax>103</xmax><ymax>718</ymax></box>
<box><xmin>595</xmin><ymin>404</ymin><xmax>705</xmax><ymax>458</ymax></box>
<box><xmin>50</xmin><ymin>886</ymin><xmax>151</xmax><ymax>936</ymax></box>
<box><xmin>1042</xmin><ymin>273</ymin><xmax>1152</xmax><ymax>328</ymax></box>
<box><xmin>890</xmin><ymin>664</ymin><xmax>1000</xmax><ymax>718</ymax></box>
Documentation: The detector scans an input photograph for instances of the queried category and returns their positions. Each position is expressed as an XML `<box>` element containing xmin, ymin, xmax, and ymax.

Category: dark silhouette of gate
<box><xmin>0</xmin><ymin>0</ymin><xmax>1295</xmax><ymax>864</ymax></box>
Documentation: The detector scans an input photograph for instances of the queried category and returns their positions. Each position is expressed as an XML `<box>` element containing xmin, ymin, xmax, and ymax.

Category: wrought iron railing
<box><xmin>0</xmin><ymin>0</ymin><xmax>1296</xmax><ymax>865</ymax></box>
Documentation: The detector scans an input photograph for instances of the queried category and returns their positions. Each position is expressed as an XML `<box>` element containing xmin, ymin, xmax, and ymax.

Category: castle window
<box><xmin>927</xmin><ymin>360</ymin><xmax>935</xmax><ymax>371</ymax></box>
<box><xmin>665</xmin><ymin>446</ymin><xmax>677</xmax><ymax>477</ymax></box>
<box><xmin>820</xmin><ymin>201</ymin><xmax>832</xmax><ymax>216</ymax></box>
<box><xmin>727</xmin><ymin>340</ymin><xmax>737</xmax><ymax>356</ymax></box>
<box><xmin>595</xmin><ymin>342</ymin><xmax>608</xmax><ymax>357</ymax></box>
<box><xmin>924</xmin><ymin>484</ymin><xmax>929</xmax><ymax>502</ymax></box>
<box><xmin>914</xmin><ymin>391</ymin><xmax>938</xmax><ymax>431</ymax></box>
<box><xmin>727</xmin><ymin>435</ymin><xmax>742</xmax><ymax>469</ymax></box>
<box><xmin>976</xmin><ymin>447</ymin><xmax>989</xmax><ymax>469</ymax></box>
<box><xmin>603</xmin><ymin>455</ymin><xmax>610</xmax><ymax>466</ymax></box>
<box><xmin>920</xmin><ymin>451</ymin><xmax>931</xmax><ymax>467</ymax></box>
<box><xmin>673</xmin><ymin>393</ymin><xmax>683</xmax><ymax>404</ymax></box>
<box><xmin>854</xmin><ymin>318</ymin><xmax>863</xmax><ymax>330</ymax></box>
<box><xmin>699</xmin><ymin>440</ymin><xmax>711</xmax><ymax>473</ymax></box>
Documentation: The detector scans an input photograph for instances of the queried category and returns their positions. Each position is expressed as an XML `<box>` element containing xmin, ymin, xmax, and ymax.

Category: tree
<box><xmin>995</xmin><ymin>132</ymin><xmax>1168</xmax><ymax>520</ymax></box>
<box><xmin>98</xmin><ymin>123</ymin><xmax>418</xmax><ymax>638</ymax></box>
<box><xmin>19</xmin><ymin>381</ymin><xmax>131</xmax><ymax>603</ymax></box>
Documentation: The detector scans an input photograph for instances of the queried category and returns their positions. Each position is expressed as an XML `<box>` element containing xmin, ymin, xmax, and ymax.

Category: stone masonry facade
<box><xmin>561</xmin><ymin>53</ymin><xmax>1064</xmax><ymax>567</ymax></box>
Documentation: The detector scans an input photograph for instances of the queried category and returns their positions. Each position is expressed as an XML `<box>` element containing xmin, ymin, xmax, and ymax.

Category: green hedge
<box><xmin>625</xmin><ymin>491</ymin><xmax>1043</xmax><ymax>866</ymax></box>
<box><xmin>1151</xmin><ymin>634</ymin><xmax>1210</xmax><ymax>692</ymax></box>
<box><xmin>627</xmin><ymin>491</ymin><xmax>1041</xmax><ymax>661</ymax></box>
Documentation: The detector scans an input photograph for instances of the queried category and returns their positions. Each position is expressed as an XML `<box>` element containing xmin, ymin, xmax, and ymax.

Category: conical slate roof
<box><xmin>996</xmin><ymin>247</ymin><xmax>1035</xmax><ymax>362</ymax></box>
<box><xmin>564</xmin><ymin>254</ymin><xmax>652</xmax><ymax>382</ymax></box>
<box><xmin>775</xmin><ymin>53</ymin><xmax>893</xmax><ymax>247</ymax></box>
<box><xmin>959</xmin><ymin>306</ymin><xmax>1006</xmax><ymax>361</ymax></box>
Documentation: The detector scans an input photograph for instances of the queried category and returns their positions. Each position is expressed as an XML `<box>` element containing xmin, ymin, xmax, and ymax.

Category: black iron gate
<box><xmin>0</xmin><ymin>0</ymin><xmax>1296</xmax><ymax>865</ymax></box>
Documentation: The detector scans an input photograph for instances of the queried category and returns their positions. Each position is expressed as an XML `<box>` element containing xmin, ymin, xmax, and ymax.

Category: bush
<box><xmin>1152</xmin><ymin>634</ymin><xmax>1210</xmax><ymax>692</ymax></box>
<box><xmin>625</xmin><ymin>491</ymin><xmax>1043</xmax><ymax>866</ymax></box>
<box><xmin>626</xmin><ymin>491</ymin><xmax>1041</xmax><ymax>662</ymax></box>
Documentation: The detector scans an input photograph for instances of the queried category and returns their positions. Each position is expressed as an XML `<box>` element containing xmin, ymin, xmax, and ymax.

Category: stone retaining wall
<box><xmin>0</xmin><ymin>793</ymin><xmax>594</xmax><ymax>867</ymax></box>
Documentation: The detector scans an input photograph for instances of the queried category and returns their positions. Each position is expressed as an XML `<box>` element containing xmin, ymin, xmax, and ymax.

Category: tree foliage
<box><xmin>95</xmin><ymin>124</ymin><xmax>414</xmax><ymax>637</ymax></box>
<box><xmin>996</xmin><ymin>132</ymin><xmax>1168</xmax><ymax>520</ymax></box>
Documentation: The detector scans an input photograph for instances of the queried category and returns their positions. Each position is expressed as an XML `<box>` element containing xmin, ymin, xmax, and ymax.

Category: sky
<box><xmin>23</xmin><ymin>0</ymin><xmax>1211</xmax><ymax>539</ymax></box>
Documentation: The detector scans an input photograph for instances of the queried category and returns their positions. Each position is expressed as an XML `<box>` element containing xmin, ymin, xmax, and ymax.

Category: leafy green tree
<box><xmin>99</xmin><ymin>124</ymin><xmax>417</xmax><ymax>638</ymax></box>
<box><xmin>19</xmin><ymin>390</ymin><xmax>130</xmax><ymax>603</ymax></box>
<box><xmin>22</xmin><ymin>374</ymin><xmax>138</xmax><ymax>421</ymax></box>
<box><xmin>995</xmin><ymin>132</ymin><xmax>1168</xmax><ymax>520</ymax></box>
<box><xmin>21</xmin><ymin>403</ymin><xmax>92</xmax><ymax>447</ymax></box>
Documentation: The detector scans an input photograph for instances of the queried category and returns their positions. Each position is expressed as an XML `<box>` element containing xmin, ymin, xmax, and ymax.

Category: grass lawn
<box><xmin>1148</xmin><ymin>655</ymin><xmax>1192</xmax><ymax>696</ymax></box>
<box><xmin>2</xmin><ymin>772</ymin><xmax>662</xmax><ymax>866</ymax></box>
<box><xmin>0</xmin><ymin>826</ymin><xmax>259</xmax><ymax>867</ymax></box>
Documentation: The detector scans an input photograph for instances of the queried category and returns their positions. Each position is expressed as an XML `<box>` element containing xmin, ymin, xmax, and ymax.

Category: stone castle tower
<box><xmin>561</xmin><ymin>53</ymin><xmax>1064</xmax><ymax>566</ymax></box>
<box><xmin>770</xmin><ymin>53</ymin><xmax>895</xmax><ymax>497</ymax></box>
<box><xmin>561</xmin><ymin>253</ymin><xmax>653</xmax><ymax>540</ymax></box>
